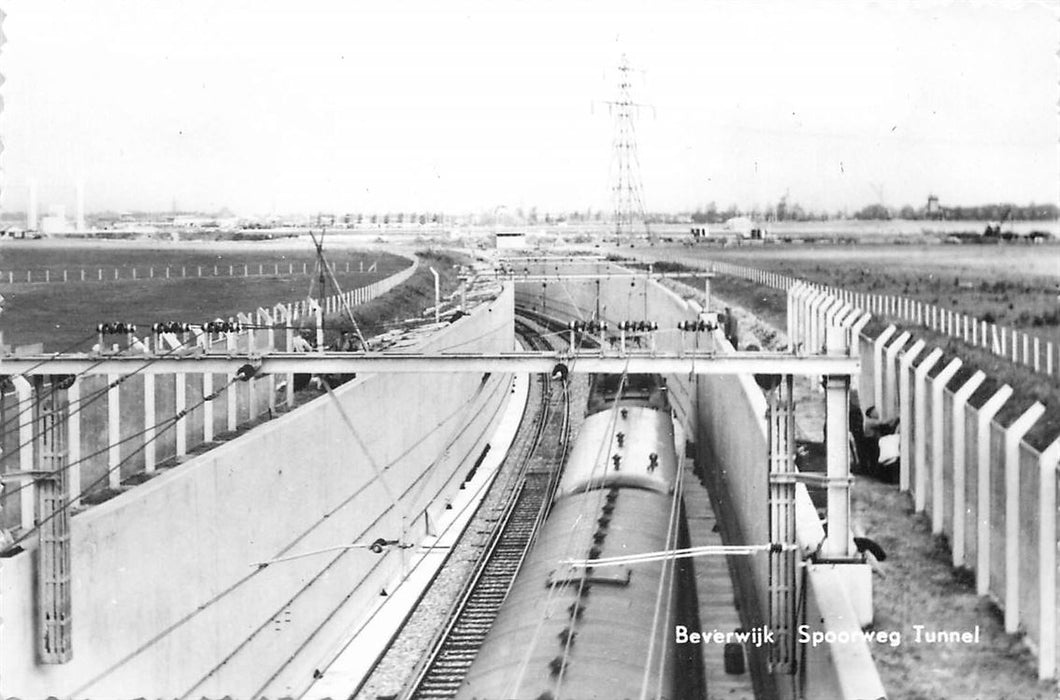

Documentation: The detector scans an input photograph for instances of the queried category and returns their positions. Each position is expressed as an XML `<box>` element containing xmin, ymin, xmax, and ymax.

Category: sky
<box><xmin>1</xmin><ymin>0</ymin><xmax>1058</xmax><ymax>216</ymax></box>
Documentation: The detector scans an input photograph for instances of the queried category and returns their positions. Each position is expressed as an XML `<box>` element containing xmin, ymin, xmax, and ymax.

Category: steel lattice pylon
<box><xmin>607</xmin><ymin>55</ymin><xmax>652</xmax><ymax>246</ymax></box>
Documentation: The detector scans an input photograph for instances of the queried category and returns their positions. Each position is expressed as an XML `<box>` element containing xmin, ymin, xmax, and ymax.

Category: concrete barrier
<box><xmin>0</xmin><ymin>285</ymin><xmax>514</xmax><ymax>698</ymax></box>
<box><xmin>0</xmin><ymin>259</ymin><xmax>419</xmax><ymax>534</ymax></box>
<box><xmin>788</xmin><ymin>280</ymin><xmax>1060</xmax><ymax>679</ymax></box>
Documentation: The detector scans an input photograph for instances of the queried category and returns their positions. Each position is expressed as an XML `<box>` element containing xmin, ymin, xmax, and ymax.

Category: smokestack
<box><xmin>27</xmin><ymin>178</ymin><xmax>38</xmax><ymax>231</ymax></box>
<box><xmin>76</xmin><ymin>179</ymin><xmax>86</xmax><ymax>232</ymax></box>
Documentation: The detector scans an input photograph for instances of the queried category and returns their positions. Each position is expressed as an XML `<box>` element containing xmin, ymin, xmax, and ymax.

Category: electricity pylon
<box><xmin>605</xmin><ymin>55</ymin><xmax>653</xmax><ymax>246</ymax></box>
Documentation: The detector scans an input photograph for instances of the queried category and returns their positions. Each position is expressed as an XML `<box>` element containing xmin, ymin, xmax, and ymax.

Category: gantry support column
<box><xmin>767</xmin><ymin>375</ymin><xmax>797</xmax><ymax>674</ymax></box>
<box><xmin>35</xmin><ymin>376</ymin><xmax>73</xmax><ymax>664</ymax></box>
<box><xmin>823</xmin><ymin>326</ymin><xmax>852</xmax><ymax>560</ymax></box>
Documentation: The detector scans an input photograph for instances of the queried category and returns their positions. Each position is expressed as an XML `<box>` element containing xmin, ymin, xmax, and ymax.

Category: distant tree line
<box><xmin>873</xmin><ymin>202</ymin><xmax>1060</xmax><ymax>222</ymax></box>
<box><xmin>688</xmin><ymin>200</ymin><xmax>1059</xmax><ymax>223</ymax></box>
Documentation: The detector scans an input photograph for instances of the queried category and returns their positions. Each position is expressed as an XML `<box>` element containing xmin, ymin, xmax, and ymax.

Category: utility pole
<box><xmin>605</xmin><ymin>55</ymin><xmax>653</xmax><ymax>247</ymax></box>
<box><xmin>316</xmin><ymin>228</ymin><xmax>327</xmax><ymax>340</ymax></box>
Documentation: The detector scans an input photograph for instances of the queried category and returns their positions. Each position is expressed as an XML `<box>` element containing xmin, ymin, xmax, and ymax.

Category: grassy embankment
<box><xmin>307</xmin><ymin>249</ymin><xmax>467</xmax><ymax>346</ymax></box>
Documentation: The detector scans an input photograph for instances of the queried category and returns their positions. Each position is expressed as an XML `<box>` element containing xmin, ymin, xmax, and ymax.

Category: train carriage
<box><xmin>457</xmin><ymin>374</ymin><xmax>680</xmax><ymax>700</ymax></box>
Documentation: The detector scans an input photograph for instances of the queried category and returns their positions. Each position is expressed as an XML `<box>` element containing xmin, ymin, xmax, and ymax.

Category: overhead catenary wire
<box><xmin>640</xmin><ymin>439</ymin><xmax>684</xmax><ymax>700</ymax></box>
<box><xmin>343</xmin><ymin>334</ymin><xmax>564</xmax><ymax>700</ymax></box>
<box><xmin>503</xmin><ymin>327</ymin><xmax>593</xmax><ymax>696</ymax></box>
<box><xmin>272</xmin><ymin>379</ymin><xmax>531</xmax><ymax>699</ymax></box>
<box><xmin>67</xmin><ymin>393</ymin><xmax>482</xmax><ymax>698</ymax></box>
<box><xmin>506</xmin><ymin>364</ymin><xmax>629</xmax><ymax>699</ymax></box>
<box><xmin>561</xmin><ymin>543</ymin><xmax>784</xmax><ymax>568</ymax></box>
<box><xmin>552</xmin><ymin>366</ymin><xmax>632</xmax><ymax>700</ymax></box>
<box><xmin>185</xmin><ymin>371</ymin><xmax>516</xmax><ymax>699</ymax></box>
<box><xmin>150</xmin><ymin>366</ymin><xmax>511</xmax><ymax>695</ymax></box>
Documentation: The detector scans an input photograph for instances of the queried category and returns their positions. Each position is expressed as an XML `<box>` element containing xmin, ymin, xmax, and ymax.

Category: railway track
<box><xmin>402</xmin><ymin>319</ymin><xmax>572</xmax><ymax>700</ymax></box>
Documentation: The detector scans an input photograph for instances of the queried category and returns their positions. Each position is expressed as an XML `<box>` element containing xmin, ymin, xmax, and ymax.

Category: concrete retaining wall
<box><xmin>514</xmin><ymin>260</ymin><xmax>701</xmax><ymax>434</ymax></box>
<box><xmin>0</xmin><ymin>284</ymin><xmax>515</xmax><ymax>698</ymax></box>
<box><xmin>0</xmin><ymin>259</ymin><xmax>419</xmax><ymax>532</ymax></box>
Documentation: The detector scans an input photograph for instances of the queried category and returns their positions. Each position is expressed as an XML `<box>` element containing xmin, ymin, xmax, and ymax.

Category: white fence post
<box><xmin>899</xmin><ymin>340</ymin><xmax>927</xmax><ymax>492</ymax></box>
<box><xmin>786</xmin><ymin>283</ymin><xmax>801</xmax><ymax>341</ymax></box>
<box><xmin>873</xmin><ymin>325</ymin><xmax>898</xmax><ymax>414</ymax></box>
<box><xmin>226</xmin><ymin>332</ymin><xmax>238</xmax><ymax>431</ymax></box>
<box><xmin>931</xmin><ymin>358</ymin><xmax>962</xmax><ymax>531</ymax></box>
<box><xmin>913</xmin><ymin>348</ymin><xmax>944</xmax><ymax>512</ymax></box>
<box><xmin>851</xmin><ymin>312</ymin><xmax>872</xmax><ymax>341</ymax></box>
<box><xmin>952</xmin><ymin>370</ymin><xmax>986</xmax><ymax>567</ymax></box>
<box><xmin>806</xmin><ymin>290</ymin><xmax>825</xmax><ymax>353</ymax></box>
<box><xmin>107</xmin><ymin>374</ymin><xmax>121</xmax><ymax>488</ymax></box>
<box><xmin>12</xmin><ymin>377</ymin><xmax>35</xmax><ymax>530</ymax></box>
<box><xmin>202</xmin><ymin>371</ymin><xmax>214</xmax><ymax>444</ymax></box>
<box><xmin>883</xmin><ymin>331</ymin><xmax>911</xmax><ymax>420</ymax></box>
<box><xmin>977</xmin><ymin>385</ymin><xmax>1013</xmax><ymax>596</ymax></box>
<box><xmin>1004</xmin><ymin>402</ymin><xmax>1045</xmax><ymax>634</ymax></box>
<box><xmin>175</xmin><ymin>372</ymin><xmax>187</xmax><ymax>458</ymax></box>
<box><xmin>144</xmin><ymin>374</ymin><xmax>156</xmax><ymax>472</ymax></box>
<box><xmin>67</xmin><ymin>379</ymin><xmax>82</xmax><ymax>507</ymax></box>
<box><xmin>258</xmin><ymin>308</ymin><xmax>276</xmax><ymax>413</ymax></box>
<box><xmin>1037</xmin><ymin>436</ymin><xmax>1060</xmax><ymax>680</ymax></box>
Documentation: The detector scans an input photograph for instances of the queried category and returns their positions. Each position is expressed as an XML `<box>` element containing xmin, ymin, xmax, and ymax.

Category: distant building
<box><xmin>926</xmin><ymin>194</ymin><xmax>941</xmax><ymax>218</ymax></box>
<box><xmin>495</xmin><ymin>231</ymin><xmax>527</xmax><ymax>250</ymax></box>
<box><xmin>724</xmin><ymin>216</ymin><xmax>768</xmax><ymax>240</ymax></box>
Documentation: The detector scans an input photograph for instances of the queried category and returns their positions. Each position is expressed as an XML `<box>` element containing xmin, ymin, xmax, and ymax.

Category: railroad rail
<box><xmin>402</xmin><ymin>319</ymin><xmax>572</xmax><ymax>699</ymax></box>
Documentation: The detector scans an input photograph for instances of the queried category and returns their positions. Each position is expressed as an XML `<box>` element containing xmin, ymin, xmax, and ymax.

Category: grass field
<box><xmin>648</xmin><ymin>242</ymin><xmax>1060</xmax><ymax>346</ymax></box>
<box><xmin>0</xmin><ymin>240</ymin><xmax>409</xmax><ymax>351</ymax></box>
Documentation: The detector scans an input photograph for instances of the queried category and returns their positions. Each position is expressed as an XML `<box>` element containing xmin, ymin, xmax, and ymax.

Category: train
<box><xmin>457</xmin><ymin>373</ymin><xmax>681</xmax><ymax>700</ymax></box>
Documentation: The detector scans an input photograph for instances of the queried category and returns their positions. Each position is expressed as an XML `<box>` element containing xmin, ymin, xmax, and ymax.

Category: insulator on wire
<box><xmin>204</xmin><ymin>320</ymin><xmax>243</xmax><ymax>334</ymax></box>
<box><xmin>151</xmin><ymin>322</ymin><xmax>190</xmax><ymax>334</ymax></box>
<box><xmin>679</xmin><ymin>319</ymin><xmax>713</xmax><ymax>332</ymax></box>
<box><xmin>235</xmin><ymin>364</ymin><xmax>257</xmax><ymax>382</ymax></box>
<box><xmin>97</xmin><ymin>322</ymin><xmax>137</xmax><ymax>335</ymax></box>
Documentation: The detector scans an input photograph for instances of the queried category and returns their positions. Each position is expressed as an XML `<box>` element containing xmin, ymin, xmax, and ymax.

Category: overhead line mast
<box><xmin>606</xmin><ymin>55</ymin><xmax>653</xmax><ymax>247</ymax></box>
